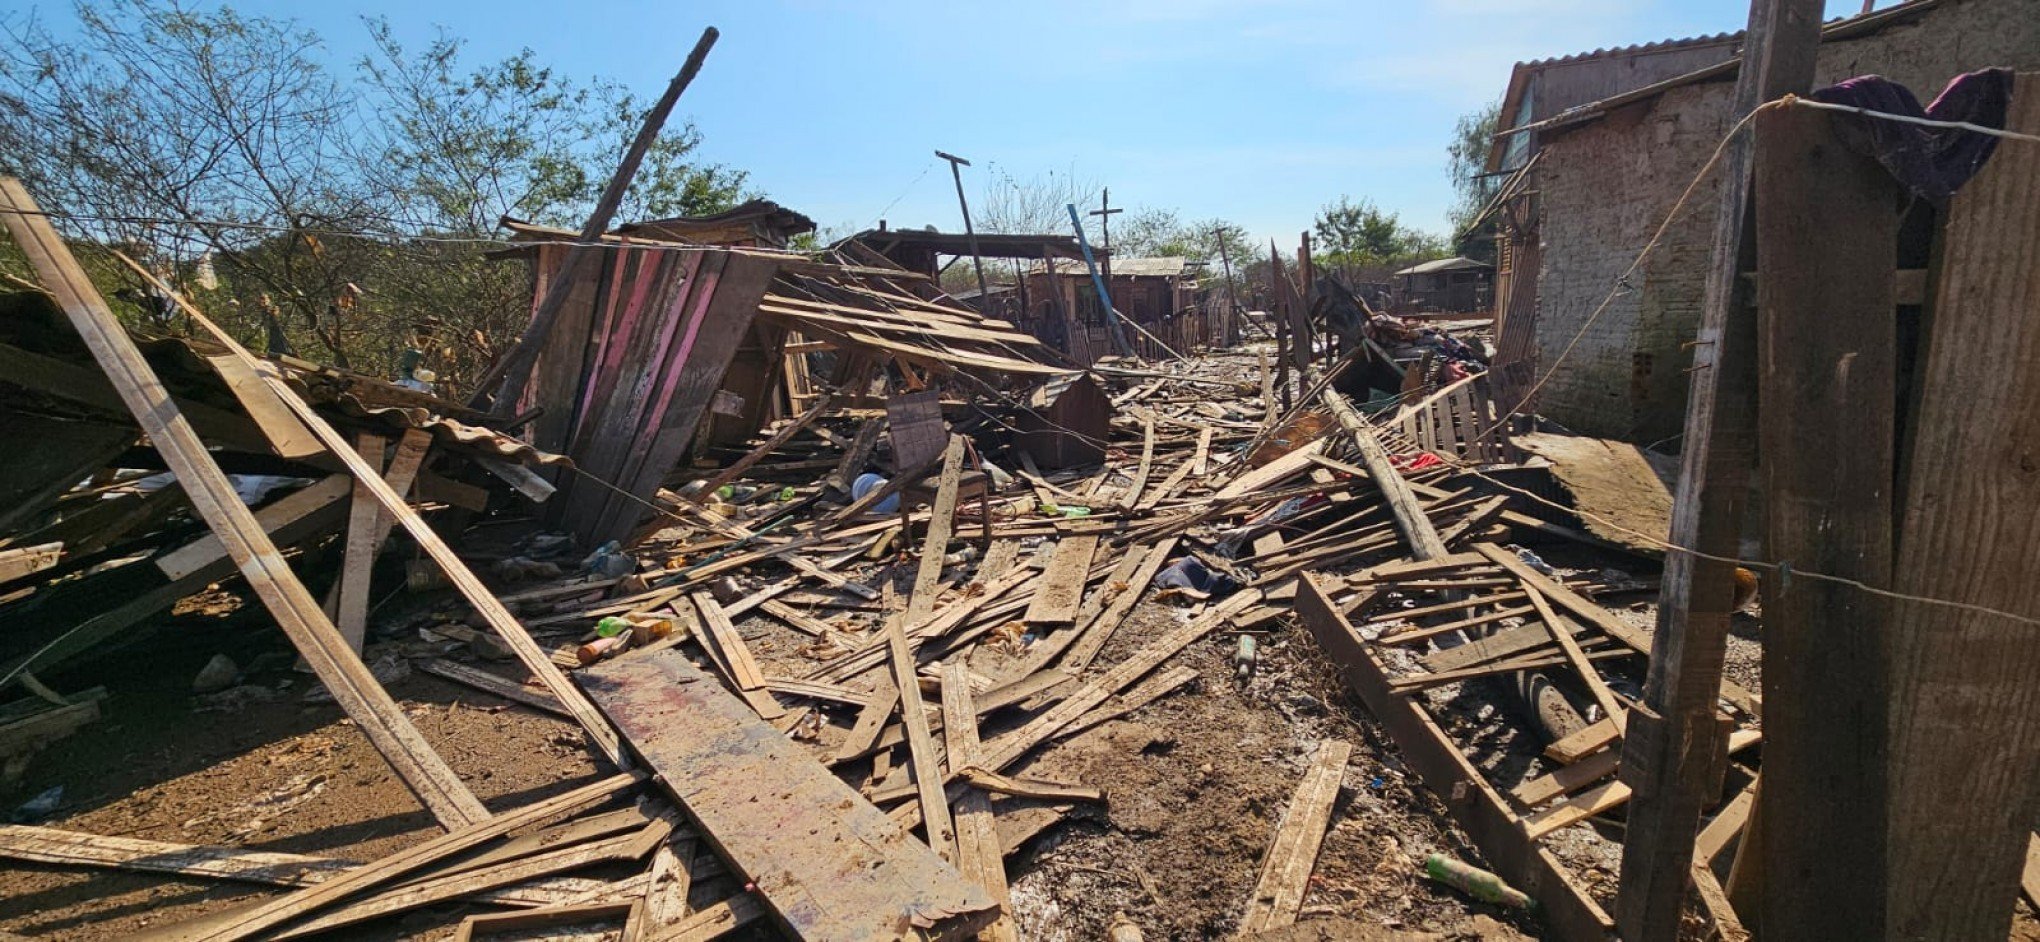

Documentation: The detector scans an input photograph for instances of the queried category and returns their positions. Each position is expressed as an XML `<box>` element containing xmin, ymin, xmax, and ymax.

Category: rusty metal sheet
<box><xmin>578</xmin><ymin>649</ymin><xmax>997</xmax><ymax>941</ymax></box>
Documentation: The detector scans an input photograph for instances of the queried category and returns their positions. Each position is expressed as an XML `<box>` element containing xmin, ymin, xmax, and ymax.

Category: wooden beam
<box><xmin>113</xmin><ymin>255</ymin><xmax>631</xmax><ymax>772</ymax></box>
<box><xmin>1752</xmin><ymin>98</ymin><xmax>1898</xmax><ymax>942</ymax></box>
<box><xmin>905</xmin><ymin>435</ymin><xmax>966</xmax><ymax>623</ymax></box>
<box><xmin>1880</xmin><ymin>72</ymin><xmax>2040</xmax><ymax>942</ymax></box>
<box><xmin>1294</xmin><ymin>575</ymin><xmax>1614</xmax><ymax>942</ymax></box>
<box><xmin>1237</xmin><ymin>739</ymin><xmax>1352</xmax><ymax>935</ymax></box>
<box><xmin>695</xmin><ymin>393</ymin><xmax>833</xmax><ymax>499</ymax></box>
<box><xmin>0</xmin><ymin>179</ymin><xmax>490</xmax><ymax>833</ymax></box>
<box><xmin>941</xmin><ymin>659</ymin><xmax>1015</xmax><ymax>942</ymax></box>
<box><xmin>1320</xmin><ymin>389</ymin><xmax>1448</xmax><ymax>560</ymax></box>
<box><xmin>578</xmin><ymin>649</ymin><xmax>997</xmax><ymax>941</ymax></box>
<box><xmin>139</xmin><ymin>773</ymin><xmax>640</xmax><ymax>942</ymax></box>
<box><xmin>887</xmin><ymin>613</ymin><xmax>955</xmax><ymax>862</ymax></box>
<box><xmin>332</xmin><ymin>432</ymin><xmax>388</xmax><ymax>653</ymax></box>
<box><xmin>1022</xmin><ymin>535</ymin><xmax>1100</xmax><ymax>627</ymax></box>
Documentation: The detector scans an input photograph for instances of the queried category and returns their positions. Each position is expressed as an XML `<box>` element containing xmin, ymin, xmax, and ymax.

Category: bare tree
<box><xmin>976</xmin><ymin>163</ymin><xmax>1100</xmax><ymax>235</ymax></box>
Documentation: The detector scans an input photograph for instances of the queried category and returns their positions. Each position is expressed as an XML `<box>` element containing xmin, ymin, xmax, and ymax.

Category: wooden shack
<box><xmin>1015</xmin><ymin>372</ymin><xmax>1112</xmax><ymax>470</ymax></box>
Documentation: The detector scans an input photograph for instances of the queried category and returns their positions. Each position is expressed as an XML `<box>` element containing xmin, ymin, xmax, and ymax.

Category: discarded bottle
<box><xmin>1424</xmin><ymin>853</ymin><xmax>1534</xmax><ymax>909</ymax></box>
<box><xmin>576</xmin><ymin>634</ymin><xmax>629</xmax><ymax>666</ymax></box>
<box><xmin>594</xmin><ymin>616</ymin><xmax>631</xmax><ymax>638</ymax></box>
<box><xmin>1234</xmin><ymin>634</ymin><xmax>1259</xmax><ymax>681</ymax></box>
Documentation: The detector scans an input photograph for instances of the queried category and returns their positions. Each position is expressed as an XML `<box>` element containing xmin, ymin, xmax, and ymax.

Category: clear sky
<box><xmin>34</xmin><ymin>0</ymin><xmax>1877</xmax><ymax>247</ymax></box>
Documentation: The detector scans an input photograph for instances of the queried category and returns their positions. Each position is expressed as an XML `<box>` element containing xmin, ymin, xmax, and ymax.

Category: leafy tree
<box><xmin>0</xmin><ymin>0</ymin><xmax>752</xmax><ymax>390</ymax></box>
<box><xmin>1447</xmin><ymin>98</ymin><xmax>1502</xmax><ymax>260</ymax></box>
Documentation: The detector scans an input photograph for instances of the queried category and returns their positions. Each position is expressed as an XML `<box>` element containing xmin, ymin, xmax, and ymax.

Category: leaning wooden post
<box><xmin>0</xmin><ymin>178</ymin><xmax>492</xmax><ymax>830</ymax></box>
<box><xmin>1880</xmin><ymin>71</ymin><xmax>2040</xmax><ymax>942</ymax></box>
<box><xmin>473</xmin><ymin>27</ymin><xmax>719</xmax><ymax>411</ymax></box>
<box><xmin>1751</xmin><ymin>98</ymin><xmax>1900</xmax><ymax>940</ymax></box>
<box><xmin>1613</xmin><ymin>0</ymin><xmax>1822</xmax><ymax>938</ymax></box>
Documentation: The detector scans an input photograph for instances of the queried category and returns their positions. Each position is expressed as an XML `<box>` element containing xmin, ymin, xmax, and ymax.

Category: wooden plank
<box><xmin>199</xmin><ymin>351</ymin><xmax>323</xmax><ymax>460</ymax></box>
<box><xmin>0</xmin><ymin>180</ymin><xmax>490</xmax><ymax>833</ymax></box>
<box><xmin>696</xmin><ymin>393</ymin><xmax>833</xmax><ymax>498</ymax></box>
<box><xmin>418</xmin><ymin>659</ymin><xmax>570</xmax><ymax>719</ymax></box>
<box><xmin>834</xmin><ymin>669</ymin><xmax>901</xmax><ymax>763</ymax></box>
<box><xmin>275</xmin><ymin>824</ymin><xmax>667</xmax><ymax>939</ymax></box>
<box><xmin>1294</xmin><ymin>575</ymin><xmax>1614</xmax><ymax>942</ymax></box>
<box><xmin>0</xmin><ymin>542</ymin><xmax>62</xmax><ymax>584</ymax></box>
<box><xmin>824</xmin><ymin>416</ymin><xmax>885</xmax><ymax>494</ymax></box>
<box><xmin>648</xmin><ymin>893</ymin><xmax>768</xmax><ymax>942</ymax></box>
<box><xmin>578</xmin><ymin>649</ymin><xmax>997</xmax><ymax>941</ymax></box>
<box><xmin>0</xmin><ymin>824</ymin><xmax>604</xmax><ymax>907</ymax></box>
<box><xmin>1695</xmin><ymin>777</ymin><xmax>1757</xmax><ymax>867</ymax></box>
<box><xmin>689</xmin><ymin>593</ymin><xmax>783</xmax><ymax>720</ymax></box>
<box><xmin>2023</xmin><ymin>834</ymin><xmax>2040</xmax><ymax>912</ymax></box>
<box><xmin>1022</xmin><ymin>535</ymin><xmax>1100</xmax><ymax>626</ymax></box>
<box><xmin>1880</xmin><ymin>71</ymin><xmax>2040</xmax><ymax>942</ymax></box>
<box><xmin>332</xmin><ymin>432</ymin><xmax>388</xmax><ymax>653</ymax></box>
<box><xmin>1529</xmin><ymin>729</ymin><xmax>1761</xmax><ymax>839</ymax></box>
<box><xmin>1193</xmin><ymin>426</ymin><xmax>1214</xmax><ymax>477</ymax></box>
<box><xmin>886</xmin><ymin>613</ymin><xmax>955</xmax><ymax>862</ymax></box>
<box><xmin>1751</xmin><ymin>97</ymin><xmax>1900</xmax><ymax>942</ymax></box>
<box><xmin>327</xmin><ymin>428</ymin><xmax>433</xmax><ymax>644</ymax></box>
<box><xmin>1613</xmin><ymin>2</ymin><xmax>1821</xmax><ymax>936</ymax></box>
<box><xmin>1513</xmin><ymin>749</ymin><xmax>1621</xmax><ymax>809</ymax></box>
<box><xmin>1237</xmin><ymin>739</ymin><xmax>1352</xmax><ymax>935</ymax></box>
<box><xmin>1320</xmin><ymin>389</ymin><xmax>1447</xmax><ymax>561</ymax></box>
<box><xmin>906</xmin><ymin>435</ymin><xmax>967</xmax><ymax>623</ymax></box>
<box><xmin>1523</xmin><ymin>584</ymin><xmax>1623</xmax><ymax>722</ymax></box>
<box><xmin>118</xmin><ymin>262</ymin><xmax>631</xmax><ymax>771</ymax></box>
<box><xmin>941</xmin><ymin>659</ymin><xmax>1015</xmax><ymax>942</ymax></box>
<box><xmin>155</xmin><ymin>476</ymin><xmax>352</xmax><ymax>580</ymax></box>
<box><xmin>137</xmin><ymin>773</ymin><xmax>640</xmax><ymax>942</ymax></box>
<box><xmin>453</xmin><ymin>900</ymin><xmax>641</xmax><ymax>942</ymax></box>
<box><xmin>1061</xmin><ymin>538</ymin><xmax>1178</xmax><ymax>672</ymax></box>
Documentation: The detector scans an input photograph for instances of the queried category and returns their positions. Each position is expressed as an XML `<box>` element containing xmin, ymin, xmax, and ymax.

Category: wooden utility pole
<box><xmin>1613</xmin><ymin>1</ymin><xmax>1822</xmax><ymax>939</ymax></box>
<box><xmin>1214</xmin><ymin>225</ymin><xmax>1242</xmax><ymax>346</ymax></box>
<box><xmin>472</xmin><ymin>27</ymin><xmax>719</xmax><ymax>411</ymax></box>
<box><xmin>1090</xmin><ymin>187</ymin><xmax>1123</xmax><ymax>285</ymax></box>
<box><xmin>936</xmin><ymin>150</ymin><xmax>991</xmax><ymax>305</ymax></box>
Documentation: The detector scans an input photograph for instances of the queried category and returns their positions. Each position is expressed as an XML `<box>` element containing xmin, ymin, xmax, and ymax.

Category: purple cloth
<box><xmin>1819</xmin><ymin>69</ymin><xmax>2007</xmax><ymax>202</ymax></box>
<box><xmin>1808</xmin><ymin>68</ymin><xmax>2013</xmax><ymax>201</ymax></box>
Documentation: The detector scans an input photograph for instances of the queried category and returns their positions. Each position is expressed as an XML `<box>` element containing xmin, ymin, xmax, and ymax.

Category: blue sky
<box><xmin>37</xmin><ymin>0</ymin><xmax>1876</xmax><ymax>247</ymax></box>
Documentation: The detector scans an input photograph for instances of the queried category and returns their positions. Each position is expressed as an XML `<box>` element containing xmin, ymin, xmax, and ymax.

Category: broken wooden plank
<box><xmin>887</xmin><ymin>613</ymin><xmax>955</xmax><ymax>862</ymax></box>
<box><xmin>1060</xmin><ymin>538</ymin><xmax>1178</xmax><ymax>673</ymax></box>
<box><xmin>690</xmin><ymin>592</ymin><xmax>784</xmax><ymax>720</ymax></box>
<box><xmin>328</xmin><ymin>428</ymin><xmax>433</xmax><ymax>650</ymax></box>
<box><xmin>1295</xmin><ymin>574</ymin><xmax>1614</xmax><ymax>942</ymax></box>
<box><xmin>696</xmin><ymin>393</ymin><xmax>833</xmax><ymax>499</ymax></box>
<box><xmin>941</xmin><ymin>659</ymin><xmax>1015</xmax><ymax>942</ymax></box>
<box><xmin>1022</xmin><ymin>535</ymin><xmax>1100</xmax><ymax>627</ymax></box>
<box><xmin>417</xmin><ymin>659</ymin><xmax>570</xmax><ymax>719</ymax></box>
<box><xmin>137</xmin><ymin>773</ymin><xmax>641</xmax><ymax>942</ymax></box>
<box><xmin>905</xmin><ymin>435</ymin><xmax>967</xmax><ymax>624</ymax></box>
<box><xmin>1237</xmin><ymin>739</ymin><xmax>1352</xmax><ymax>935</ymax></box>
<box><xmin>0</xmin><ymin>180</ymin><xmax>492</xmax><ymax>833</ymax></box>
<box><xmin>577</xmin><ymin>648</ymin><xmax>997</xmax><ymax>942</ymax></box>
<box><xmin>155</xmin><ymin>477</ymin><xmax>352</xmax><ymax>581</ymax></box>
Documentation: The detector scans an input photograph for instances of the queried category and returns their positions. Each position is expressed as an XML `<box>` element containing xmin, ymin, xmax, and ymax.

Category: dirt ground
<box><xmin>7</xmin><ymin>526</ymin><xmax>2029</xmax><ymax>941</ymax></box>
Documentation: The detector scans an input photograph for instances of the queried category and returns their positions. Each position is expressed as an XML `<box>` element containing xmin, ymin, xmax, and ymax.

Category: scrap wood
<box><xmin>577</xmin><ymin>648</ymin><xmax>997</xmax><ymax>942</ymax></box>
<box><xmin>1057</xmin><ymin>537</ymin><xmax>1180</xmax><ymax>673</ymax></box>
<box><xmin>1695</xmin><ymin>777</ymin><xmax>1758</xmax><ymax>867</ymax></box>
<box><xmin>956</xmin><ymin>768</ymin><xmax>1105</xmax><ymax>803</ymax></box>
<box><xmin>272</xmin><ymin>821</ymin><xmax>672</xmax><ymax>940</ymax></box>
<box><xmin>331</xmin><ymin>428</ymin><xmax>433</xmax><ymax>652</ymax></box>
<box><xmin>695</xmin><ymin>392</ymin><xmax>834</xmax><ymax>499</ymax></box>
<box><xmin>1293</xmin><ymin>574</ymin><xmax>1615</xmax><ymax>942</ymax></box>
<box><xmin>1022</xmin><ymin>534</ymin><xmax>1100</xmax><ymax>626</ymax></box>
<box><xmin>941</xmin><ymin>659</ymin><xmax>1017</xmax><ymax>942</ymax></box>
<box><xmin>0</xmin><ymin>824</ymin><xmax>607</xmax><ymax>906</ymax></box>
<box><xmin>837</xmin><ymin>668</ymin><xmax>1076</xmax><ymax>767</ymax></box>
<box><xmin>452</xmin><ymin>900</ymin><xmax>643</xmax><ymax>942</ymax></box>
<box><xmin>690</xmin><ymin>592</ymin><xmax>784</xmax><ymax>720</ymax></box>
<box><xmin>647</xmin><ymin>892</ymin><xmax>769</xmax><ymax>942</ymax></box>
<box><xmin>114</xmin><ymin>251</ymin><xmax>634</xmax><ymax>771</ymax></box>
<box><xmin>886</xmin><ymin>612</ymin><xmax>957</xmax><ymax>862</ymax></box>
<box><xmin>905</xmin><ymin>435</ymin><xmax>968</xmax><ymax>624</ymax></box>
<box><xmin>0</xmin><ymin>181</ymin><xmax>493</xmax><ymax>832</ymax></box>
<box><xmin>135</xmin><ymin>772</ymin><xmax>642</xmax><ymax>942</ymax></box>
<box><xmin>418</xmin><ymin>659</ymin><xmax>570</xmax><ymax>719</ymax></box>
<box><xmin>1523</xmin><ymin>730</ymin><xmax>1761</xmax><ymax>839</ymax></box>
<box><xmin>1236</xmin><ymin>739</ymin><xmax>1353</xmax><ymax>936</ymax></box>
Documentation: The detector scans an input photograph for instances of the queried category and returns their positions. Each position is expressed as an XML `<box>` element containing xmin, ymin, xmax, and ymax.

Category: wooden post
<box><xmin>0</xmin><ymin>178</ymin><xmax>492</xmax><ymax>831</ymax></box>
<box><xmin>1613</xmin><ymin>0</ymin><xmax>1822</xmax><ymax>938</ymax></box>
<box><xmin>935</xmin><ymin>150</ymin><xmax>991</xmax><ymax>305</ymax></box>
<box><xmin>1751</xmin><ymin>100</ymin><xmax>1899</xmax><ymax>940</ymax></box>
<box><xmin>1880</xmin><ymin>72</ymin><xmax>2040</xmax><ymax>942</ymax></box>
<box><xmin>1215</xmin><ymin>225</ymin><xmax>1242</xmax><ymax>347</ymax></box>
<box><xmin>474</xmin><ymin>27</ymin><xmax>719</xmax><ymax>411</ymax></box>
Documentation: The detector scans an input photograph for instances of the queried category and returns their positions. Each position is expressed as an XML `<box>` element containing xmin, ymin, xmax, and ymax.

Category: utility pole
<box><xmin>1090</xmin><ymin>188</ymin><xmax>1123</xmax><ymax>284</ymax></box>
<box><xmin>1214</xmin><ymin>224</ymin><xmax>1242</xmax><ymax>347</ymax></box>
<box><xmin>935</xmin><ymin>150</ymin><xmax>990</xmax><ymax>305</ymax></box>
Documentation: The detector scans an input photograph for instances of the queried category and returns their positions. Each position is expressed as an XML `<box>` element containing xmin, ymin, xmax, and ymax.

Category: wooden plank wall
<box><xmin>528</xmin><ymin>245</ymin><xmax>781</xmax><ymax>546</ymax></box>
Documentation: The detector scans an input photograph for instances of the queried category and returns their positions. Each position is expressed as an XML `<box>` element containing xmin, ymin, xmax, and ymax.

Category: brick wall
<box><xmin>1527</xmin><ymin>0</ymin><xmax>2040</xmax><ymax>442</ymax></box>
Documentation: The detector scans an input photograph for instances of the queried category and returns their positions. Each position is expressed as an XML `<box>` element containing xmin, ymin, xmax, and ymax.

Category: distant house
<box><xmin>1392</xmin><ymin>257</ymin><xmax>1493</xmax><ymax>314</ymax></box>
<box><xmin>1480</xmin><ymin>0</ymin><xmax>2040</xmax><ymax>442</ymax></box>
<box><xmin>1026</xmin><ymin>257</ymin><xmax>1207</xmax><ymax>363</ymax></box>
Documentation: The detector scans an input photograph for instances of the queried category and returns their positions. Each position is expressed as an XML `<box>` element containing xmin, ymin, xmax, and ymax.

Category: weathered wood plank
<box><xmin>578</xmin><ymin>649</ymin><xmax>996</xmax><ymax>942</ymax></box>
<box><xmin>1022</xmin><ymin>535</ymin><xmax>1100</xmax><ymax>626</ymax></box>
<box><xmin>941</xmin><ymin>659</ymin><xmax>1015</xmax><ymax>942</ymax></box>
<box><xmin>1237</xmin><ymin>739</ymin><xmax>1351</xmax><ymax>935</ymax></box>
<box><xmin>0</xmin><ymin>179</ymin><xmax>489</xmax><ymax>832</ymax></box>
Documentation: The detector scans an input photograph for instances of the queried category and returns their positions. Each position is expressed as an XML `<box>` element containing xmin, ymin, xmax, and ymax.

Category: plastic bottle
<box><xmin>1423</xmin><ymin>853</ymin><xmax>1534</xmax><ymax>909</ymax></box>
<box><xmin>594</xmin><ymin>616</ymin><xmax>631</xmax><ymax>638</ymax></box>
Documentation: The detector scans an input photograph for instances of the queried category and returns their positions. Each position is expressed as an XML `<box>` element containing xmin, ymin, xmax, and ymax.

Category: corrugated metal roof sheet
<box><xmin>1396</xmin><ymin>256</ymin><xmax>1492</xmax><ymax>276</ymax></box>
